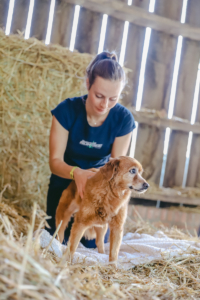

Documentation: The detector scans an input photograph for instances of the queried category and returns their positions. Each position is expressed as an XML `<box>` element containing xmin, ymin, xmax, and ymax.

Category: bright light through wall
<box><xmin>98</xmin><ymin>14</ymin><xmax>108</xmax><ymax>54</ymax></box>
<box><xmin>168</xmin><ymin>36</ymin><xmax>183</xmax><ymax>119</ymax></box>
<box><xmin>24</xmin><ymin>0</ymin><xmax>35</xmax><ymax>40</ymax></box>
<box><xmin>5</xmin><ymin>0</ymin><xmax>15</xmax><ymax>35</ymax></box>
<box><xmin>119</xmin><ymin>21</ymin><xmax>129</xmax><ymax>66</ymax></box>
<box><xmin>69</xmin><ymin>5</ymin><xmax>80</xmax><ymax>52</ymax></box>
<box><xmin>45</xmin><ymin>0</ymin><xmax>56</xmax><ymax>45</ymax></box>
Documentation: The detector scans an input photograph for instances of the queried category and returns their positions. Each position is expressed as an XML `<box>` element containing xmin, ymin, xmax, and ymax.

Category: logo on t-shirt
<box><xmin>79</xmin><ymin>140</ymin><xmax>102</xmax><ymax>149</ymax></box>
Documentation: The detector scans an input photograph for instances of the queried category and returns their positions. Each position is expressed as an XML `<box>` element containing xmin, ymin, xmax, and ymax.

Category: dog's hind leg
<box><xmin>68</xmin><ymin>218</ymin><xmax>88</xmax><ymax>259</ymax></box>
<box><xmin>56</xmin><ymin>200</ymin><xmax>79</xmax><ymax>243</ymax></box>
<box><xmin>56</xmin><ymin>185</ymin><xmax>78</xmax><ymax>243</ymax></box>
<box><xmin>94</xmin><ymin>224</ymin><xmax>108</xmax><ymax>254</ymax></box>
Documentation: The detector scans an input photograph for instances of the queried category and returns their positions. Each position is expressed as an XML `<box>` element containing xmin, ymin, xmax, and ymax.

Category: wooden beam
<box><xmin>64</xmin><ymin>0</ymin><xmax>200</xmax><ymax>42</ymax></box>
<box><xmin>132</xmin><ymin>188</ymin><xmax>200</xmax><ymax>205</ymax></box>
<box><xmin>128</xmin><ymin>107</ymin><xmax>200</xmax><ymax>134</ymax></box>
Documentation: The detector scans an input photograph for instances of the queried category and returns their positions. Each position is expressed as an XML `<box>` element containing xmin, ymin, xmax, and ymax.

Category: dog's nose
<box><xmin>143</xmin><ymin>182</ymin><xmax>149</xmax><ymax>190</ymax></box>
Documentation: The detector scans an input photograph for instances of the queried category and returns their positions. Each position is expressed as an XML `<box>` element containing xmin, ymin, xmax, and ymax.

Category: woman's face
<box><xmin>86</xmin><ymin>76</ymin><xmax>124</xmax><ymax>116</ymax></box>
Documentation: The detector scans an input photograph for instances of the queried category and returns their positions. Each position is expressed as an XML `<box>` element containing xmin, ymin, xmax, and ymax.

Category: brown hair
<box><xmin>86</xmin><ymin>51</ymin><xmax>126</xmax><ymax>89</ymax></box>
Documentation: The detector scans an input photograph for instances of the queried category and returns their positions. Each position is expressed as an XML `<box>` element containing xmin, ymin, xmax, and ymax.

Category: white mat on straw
<box><xmin>37</xmin><ymin>229</ymin><xmax>200</xmax><ymax>269</ymax></box>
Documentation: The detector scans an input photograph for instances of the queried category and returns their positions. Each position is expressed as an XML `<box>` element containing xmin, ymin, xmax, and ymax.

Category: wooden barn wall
<box><xmin>122</xmin><ymin>0</ymin><xmax>149</xmax><ymax>107</ymax></box>
<box><xmin>163</xmin><ymin>0</ymin><xmax>200</xmax><ymax>188</ymax></box>
<box><xmin>134</xmin><ymin>0</ymin><xmax>183</xmax><ymax>185</ymax></box>
<box><xmin>0</xmin><ymin>0</ymin><xmax>8</xmax><ymax>29</ymax></box>
<box><xmin>1</xmin><ymin>0</ymin><xmax>200</xmax><ymax>191</ymax></box>
<box><xmin>186</xmin><ymin>2</ymin><xmax>200</xmax><ymax>189</ymax></box>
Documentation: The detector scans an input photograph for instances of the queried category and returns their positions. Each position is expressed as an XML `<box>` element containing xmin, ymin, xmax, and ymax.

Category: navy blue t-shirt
<box><xmin>50</xmin><ymin>95</ymin><xmax>136</xmax><ymax>187</ymax></box>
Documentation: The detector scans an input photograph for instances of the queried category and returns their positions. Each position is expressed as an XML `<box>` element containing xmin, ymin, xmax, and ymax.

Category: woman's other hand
<box><xmin>74</xmin><ymin>168</ymin><xmax>96</xmax><ymax>199</ymax></box>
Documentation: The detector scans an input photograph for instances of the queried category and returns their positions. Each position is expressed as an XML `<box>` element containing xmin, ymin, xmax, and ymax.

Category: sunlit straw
<box><xmin>69</xmin><ymin>5</ymin><xmax>80</xmax><ymax>51</ymax></box>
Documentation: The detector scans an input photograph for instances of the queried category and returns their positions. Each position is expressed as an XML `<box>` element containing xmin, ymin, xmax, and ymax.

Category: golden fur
<box><xmin>56</xmin><ymin>156</ymin><xmax>149</xmax><ymax>262</ymax></box>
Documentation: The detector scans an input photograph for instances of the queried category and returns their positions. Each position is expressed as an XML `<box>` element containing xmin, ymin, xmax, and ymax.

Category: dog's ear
<box><xmin>100</xmin><ymin>159</ymin><xmax>120</xmax><ymax>181</ymax></box>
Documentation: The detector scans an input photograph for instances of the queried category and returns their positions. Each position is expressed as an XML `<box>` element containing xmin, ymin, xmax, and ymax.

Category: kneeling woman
<box><xmin>46</xmin><ymin>51</ymin><xmax>136</xmax><ymax>247</ymax></box>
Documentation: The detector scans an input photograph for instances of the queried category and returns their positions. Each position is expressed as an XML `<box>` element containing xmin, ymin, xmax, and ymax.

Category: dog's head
<box><xmin>100</xmin><ymin>156</ymin><xmax>149</xmax><ymax>194</ymax></box>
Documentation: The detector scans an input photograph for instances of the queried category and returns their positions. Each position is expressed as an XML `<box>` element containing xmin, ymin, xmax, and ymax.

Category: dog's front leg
<box><xmin>109</xmin><ymin>226</ymin><xmax>123</xmax><ymax>262</ymax></box>
<box><xmin>108</xmin><ymin>205</ymin><xmax>127</xmax><ymax>262</ymax></box>
<box><xmin>68</xmin><ymin>220</ymin><xmax>88</xmax><ymax>259</ymax></box>
<box><xmin>94</xmin><ymin>224</ymin><xmax>108</xmax><ymax>254</ymax></box>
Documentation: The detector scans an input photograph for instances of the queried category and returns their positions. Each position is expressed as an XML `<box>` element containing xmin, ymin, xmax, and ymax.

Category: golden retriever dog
<box><xmin>56</xmin><ymin>156</ymin><xmax>149</xmax><ymax>262</ymax></box>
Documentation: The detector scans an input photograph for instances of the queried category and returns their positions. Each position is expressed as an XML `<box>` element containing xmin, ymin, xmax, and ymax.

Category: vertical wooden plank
<box><xmin>75</xmin><ymin>7</ymin><xmax>102</xmax><ymax>54</ymax></box>
<box><xmin>185</xmin><ymin>132</ymin><xmax>200</xmax><ymax>188</ymax></box>
<box><xmin>132</xmin><ymin>0</ymin><xmax>149</xmax><ymax>8</ymax></box>
<box><xmin>51</xmin><ymin>2</ymin><xmax>74</xmax><ymax>47</ymax></box>
<box><xmin>0</xmin><ymin>0</ymin><xmax>8</xmax><ymax>29</ymax></box>
<box><xmin>11</xmin><ymin>0</ymin><xmax>29</xmax><ymax>34</ymax></box>
<box><xmin>122</xmin><ymin>1</ymin><xmax>149</xmax><ymax>107</ymax></box>
<box><xmin>184</xmin><ymin>0</ymin><xmax>200</xmax><ymax>187</ymax></box>
<box><xmin>163</xmin><ymin>0</ymin><xmax>200</xmax><ymax>188</ymax></box>
<box><xmin>30</xmin><ymin>0</ymin><xmax>50</xmax><ymax>41</ymax></box>
<box><xmin>133</xmin><ymin>0</ymin><xmax>183</xmax><ymax>185</ymax></box>
<box><xmin>103</xmin><ymin>16</ymin><xmax>124</xmax><ymax>55</ymax></box>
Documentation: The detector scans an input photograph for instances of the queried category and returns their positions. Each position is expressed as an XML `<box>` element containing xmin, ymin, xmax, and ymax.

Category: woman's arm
<box><xmin>49</xmin><ymin>116</ymin><xmax>95</xmax><ymax>198</ymax></box>
<box><xmin>49</xmin><ymin>116</ymin><xmax>72</xmax><ymax>179</ymax></box>
<box><xmin>111</xmin><ymin>132</ymin><xmax>132</xmax><ymax>158</ymax></box>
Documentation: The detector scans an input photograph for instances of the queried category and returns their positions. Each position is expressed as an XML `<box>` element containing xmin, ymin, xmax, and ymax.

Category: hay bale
<box><xmin>0</xmin><ymin>30</ymin><xmax>94</xmax><ymax>210</ymax></box>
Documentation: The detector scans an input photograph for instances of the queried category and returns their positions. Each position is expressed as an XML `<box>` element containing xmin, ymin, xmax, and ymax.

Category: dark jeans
<box><xmin>45</xmin><ymin>184</ymin><xmax>110</xmax><ymax>248</ymax></box>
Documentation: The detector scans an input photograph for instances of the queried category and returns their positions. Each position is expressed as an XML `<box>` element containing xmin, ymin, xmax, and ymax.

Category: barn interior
<box><xmin>1</xmin><ymin>0</ymin><xmax>200</xmax><ymax>299</ymax></box>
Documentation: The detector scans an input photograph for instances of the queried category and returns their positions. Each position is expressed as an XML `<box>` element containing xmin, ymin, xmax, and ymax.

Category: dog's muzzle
<box><xmin>129</xmin><ymin>182</ymin><xmax>149</xmax><ymax>192</ymax></box>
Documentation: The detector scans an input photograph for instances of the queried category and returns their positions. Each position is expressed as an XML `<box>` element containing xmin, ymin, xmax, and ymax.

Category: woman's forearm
<box><xmin>49</xmin><ymin>158</ymin><xmax>76</xmax><ymax>179</ymax></box>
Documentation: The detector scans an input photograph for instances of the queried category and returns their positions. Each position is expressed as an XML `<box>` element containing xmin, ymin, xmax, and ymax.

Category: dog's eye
<box><xmin>129</xmin><ymin>168</ymin><xmax>136</xmax><ymax>174</ymax></box>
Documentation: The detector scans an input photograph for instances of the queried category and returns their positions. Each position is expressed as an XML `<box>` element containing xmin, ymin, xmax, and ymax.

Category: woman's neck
<box><xmin>85</xmin><ymin>97</ymin><xmax>109</xmax><ymax>127</ymax></box>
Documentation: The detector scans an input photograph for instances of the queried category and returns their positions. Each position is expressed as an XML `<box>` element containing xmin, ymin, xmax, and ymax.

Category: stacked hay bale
<box><xmin>0</xmin><ymin>30</ymin><xmax>92</xmax><ymax>210</ymax></box>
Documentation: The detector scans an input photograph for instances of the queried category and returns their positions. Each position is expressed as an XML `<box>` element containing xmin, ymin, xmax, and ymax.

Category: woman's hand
<box><xmin>73</xmin><ymin>168</ymin><xmax>96</xmax><ymax>199</ymax></box>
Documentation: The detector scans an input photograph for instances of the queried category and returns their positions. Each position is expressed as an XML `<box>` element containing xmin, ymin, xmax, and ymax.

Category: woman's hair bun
<box><xmin>98</xmin><ymin>51</ymin><xmax>118</xmax><ymax>62</ymax></box>
<box><xmin>86</xmin><ymin>51</ymin><xmax>125</xmax><ymax>89</ymax></box>
<box><xmin>105</xmin><ymin>52</ymin><xmax>118</xmax><ymax>61</ymax></box>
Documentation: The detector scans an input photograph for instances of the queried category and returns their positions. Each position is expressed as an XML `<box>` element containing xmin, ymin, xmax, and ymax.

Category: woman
<box><xmin>46</xmin><ymin>51</ymin><xmax>136</xmax><ymax>247</ymax></box>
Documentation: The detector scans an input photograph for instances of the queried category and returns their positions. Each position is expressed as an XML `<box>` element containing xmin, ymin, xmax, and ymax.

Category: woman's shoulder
<box><xmin>112</xmin><ymin>102</ymin><xmax>133</xmax><ymax>119</ymax></box>
<box><xmin>60</xmin><ymin>94</ymin><xmax>86</xmax><ymax>108</ymax></box>
<box><xmin>111</xmin><ymin>103</ymin><xmax>136</xmax><ymax>137</ymax></box>
<box><xmin>51</xmin><ymin>95</ymin><xmax>86</xmax><ymax>130</ymax></box>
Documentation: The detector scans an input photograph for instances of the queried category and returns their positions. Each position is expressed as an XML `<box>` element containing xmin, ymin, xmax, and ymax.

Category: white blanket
<box><xmin>37</xmin><ymin>229</ymin><xmax>200</xmax><ymax>269</ymax></box>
